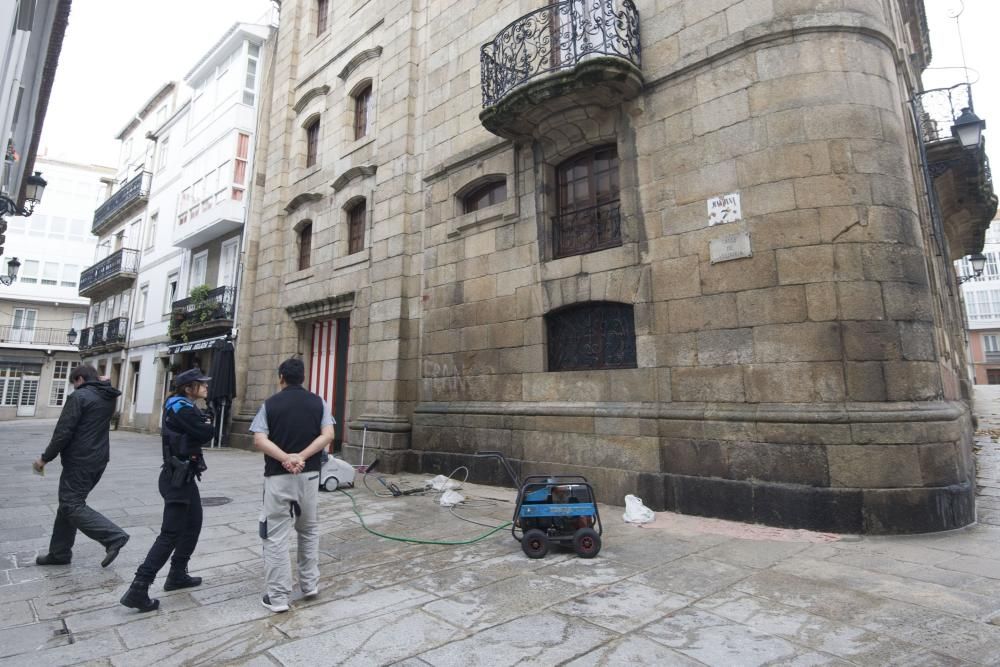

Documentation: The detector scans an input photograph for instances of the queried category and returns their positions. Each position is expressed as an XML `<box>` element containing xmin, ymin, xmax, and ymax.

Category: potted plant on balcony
<box><xmin>169</xmin><ymin>284</ymin><xmax>215</xmax><ymax>343</ymax></box>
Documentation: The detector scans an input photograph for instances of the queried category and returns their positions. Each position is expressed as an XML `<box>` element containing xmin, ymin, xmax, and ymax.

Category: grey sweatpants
<box><xmin>259</xmin><ymin>472</ymin><xmax>320</xmax><ymax>606</ymax></box>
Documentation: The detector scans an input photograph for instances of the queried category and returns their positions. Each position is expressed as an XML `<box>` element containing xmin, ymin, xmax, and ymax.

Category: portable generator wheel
<box><xmin>521</xmin><ymin>529</ymin><xmax>549</xmax><ymax>559</ymax></box>
<box><xmin>573</xmin><ymin>527</ymin><xmax>601</xmax><ymax>558</ymax></box>
<box><xmin>322</xmin><ymin>477</ymin><xmax>339</xmax><ymax>492</ymax></box>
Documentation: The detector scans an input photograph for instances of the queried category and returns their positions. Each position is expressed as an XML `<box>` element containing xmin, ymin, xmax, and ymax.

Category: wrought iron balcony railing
<box><xmin>552</xmin><ymin>200</ymin><xmax>621</xmax><ymax>259</ymax></box>
<box><xmin>0</xmin><ymin>326</ymin><xmax>76</xmax><ymax>346</ymax></box>
<box><xmin>79</xmin><ymin>248</ymin><xmax>140</xmax><ymax>294</ymax></box>
<box><xmin>92</xmin><ymin>171</ymin><xmax>151</xmax><ymax>234</ymax></box>
<box><xmin>480</xmin><ymin>0</ymin><xmax>640</xmax><ymax>108</ymax></box>
<box><xmin>913</xmin><ymin>83</ymin><xmax>974</xmax><ymax>145</ymax></box>
<box><xmin>170</xmin><ymin>286</ymin><xmax>237</xmax><ymax>340</ymax></box>
<box><xmin>79</xmin><ymin>317</ymin><xmax>128</xmax><ymax>352</ymax></box>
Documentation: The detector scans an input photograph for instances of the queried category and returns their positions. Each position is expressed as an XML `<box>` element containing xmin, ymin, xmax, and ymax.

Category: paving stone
<box><xmin>630</xmin><ymin>554</ymin><xmax>753</xmax><ymax>598</ymax></box>
<box><xmin>562</xmin><ymin>635</ymin><xmax>703</xmax><ymax>666</ymax></box>
<box><xmin>0</xmin><ymin>620</ymin><xmax>71</xmax><ymax>659</ymax></box>
<box><xmin>552</xmin><ymin>580</ymin><xmax>693</xmax><ymax>633</ymax></box>
<box><xmin>415</xmin><ymin>612</ymin><xmax>616</xmax><ymax>666</ymax></box>
<box><xmin>107</xmin><ymin>621</ymin><xmax>287</xmax><ymax>667</ymax></box>
<box><xmin>0</xmin><ymin>629</ymin><xmax>124</xmax><ymax>667</ymax></box>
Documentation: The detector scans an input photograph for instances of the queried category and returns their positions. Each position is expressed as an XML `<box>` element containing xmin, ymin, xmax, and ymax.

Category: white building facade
<box><xmin>0</xmin><ymin>155</ymin><xmax>113</xmax><ymax>419</ymax></box>
<box><xmin>959</xmin><ymin>216</ymin><xmax>1000</xmax><ymax>384</ymax></box>
<box><xmin>92</xmin><ymin>23</ymin><xmax>270</xmax><ymax>433</ymax></box>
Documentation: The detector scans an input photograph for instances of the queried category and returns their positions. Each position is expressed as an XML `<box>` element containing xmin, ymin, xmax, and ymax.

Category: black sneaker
<box><xmin>261</xmin><ymin>594</ymin><xmax>289</xmax><ymax>613</ymax></box>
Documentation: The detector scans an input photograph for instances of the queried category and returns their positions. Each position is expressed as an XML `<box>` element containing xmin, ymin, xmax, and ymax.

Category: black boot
<box><xmin>163</xmin><ymin>565</ymin><xmax>202</xmax><ymax>591</ymax></box>
<box><xmin>120</xmin><ymin>580</ymin><xmax>159</xmax><ymax>612</ymax></box>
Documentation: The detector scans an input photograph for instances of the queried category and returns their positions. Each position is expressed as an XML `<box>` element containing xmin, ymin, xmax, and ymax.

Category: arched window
<box><xmin>546</xmin><ymin>302</ymin><xmax>636</xmax><ymax>371</ymax></box>
<box><xmin>554</xmin><ymin>146</ymin><xmax>621</xmax><ymax>258</ymax></box>
<box><xmin>347</xmin><ymin>199</ymin><xmax>366</xmax><ymax>255</ymax></box>
<box><xmin>298</xmin><ymin>222</ymin><xmax>312</xmax><ymax>270</ymax></box>
<box><xmin>316</xmin><ymin>0</ymin><xmax>329</xmax><ymax>36</ymax></box>
<box><xmin>353</xmin><ymin>83</ymin><xmax>372</xmax><ymax>140</ymax></box>
<box><xmin>305</xmin><ymin>117</ymin><xmax>320</xmax><ymax>168</ymax></box>
<box><xmin>462</xmin><ymin>179</ymin><xmax>507</xmax><ymax>214</ymax></box>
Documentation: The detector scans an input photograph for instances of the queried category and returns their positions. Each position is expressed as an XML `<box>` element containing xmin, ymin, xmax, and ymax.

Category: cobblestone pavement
<box><xmin>3</xmin><ymin>400</ymin><xmax>1000</xmax><ymax>666</ymax></box>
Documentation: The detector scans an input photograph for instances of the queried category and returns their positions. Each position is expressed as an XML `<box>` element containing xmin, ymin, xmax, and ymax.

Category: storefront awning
<box><xmin>167</xmin><ymin>336</ymin><xmax>228</xmax><ymax>354</ymax></box>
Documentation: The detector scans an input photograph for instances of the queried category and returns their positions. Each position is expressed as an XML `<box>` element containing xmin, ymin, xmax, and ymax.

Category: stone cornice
<box><xmin>292</xmin><ymin>85</ymin><xmax>330</xmax><ymax>114</ymax></box>
<box><xmin>332</xmin><ymin>165</ymin><xmax>377</xmax><ymax>192</ymax></box>
<box><xmin>285</xmin><ymin>293</ymin><xmax>355</xmax><ymax>322</ymax></box>
<box><xmin>283</xmin><ymin>192</ymin><xmax>324</xmax><ymax>214</ymax></box>
<box><xmin>338</xmin><ymin>46</ymin><xmax>383</xmax><ymax>82</ymax></box>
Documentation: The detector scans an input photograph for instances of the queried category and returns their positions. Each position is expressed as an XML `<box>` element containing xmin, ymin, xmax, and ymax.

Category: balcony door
<box><xmin>11</xmin><ymin>308</ymin><xmax>37</xmax><ymax>344</ymax></box>
<box><xmin>189</xmin><ymin>251</ymin><xmax>208</xmax><ymax>292</ymax></box>
<box><xmin>220</xmin><ymin>238</ymin><xmax>239</xmax><ymax>287</ymax></box>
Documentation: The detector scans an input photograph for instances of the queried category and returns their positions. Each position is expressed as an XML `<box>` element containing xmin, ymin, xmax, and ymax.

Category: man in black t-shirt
<box><xmin>249</xmin><ymin>358</ymin><xmax>333</xmax><ymax>613</ymax></box>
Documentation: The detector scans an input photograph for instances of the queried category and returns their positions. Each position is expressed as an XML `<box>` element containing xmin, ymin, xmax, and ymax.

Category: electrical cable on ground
<box><xmin>338</xmin><ymin>488</ymin><xmax>511</xmax><ymax>545</ymax></box>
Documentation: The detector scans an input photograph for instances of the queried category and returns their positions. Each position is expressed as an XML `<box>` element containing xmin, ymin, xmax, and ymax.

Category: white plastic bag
<box><xmin>623</xmin><ymin>494</ymin><xmax>655</xmax><ymax>524</ymax></box>
<box><xmin>440</xmin><ymin>490</ymin><xmax>465</xmax><ymax>507</ymax></box>
<box><xmin>428</xmin><ymin>474</ymin><xmax>460</xmax><ymax>491</ymax></box>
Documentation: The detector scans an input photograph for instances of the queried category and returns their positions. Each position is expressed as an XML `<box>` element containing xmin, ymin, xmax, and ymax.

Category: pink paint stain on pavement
<box><xmin>627</xmin><ymin>510</ymin><xmax>843</xmax><ymax>543</ymax></box>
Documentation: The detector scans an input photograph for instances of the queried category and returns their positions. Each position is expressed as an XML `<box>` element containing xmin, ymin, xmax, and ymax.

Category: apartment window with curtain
<box><xmin>347</xmin><ymin>200</ymin><xmax>366</xmax><ymax>255</ymax></box>
<box><xmin>298</xmin><ymin>222</ymin><xmax>313</xmax><ymax>270</ymax></box>
<box><xmin>353</xmin><ymin>83</ymin><xmax>371</xmax><ymax>140</ymax></box>
<box><xmin>233</xmin><ymin>132</ymin><xmax>250</xmax><ymax>200</ymax></box>
<box><xmin>316</xmin><ymin>0</ymin><xmax>329</xmax><ymax>36</ymax></box>
<box><xmin>305</xmin><ymin>118</ymin><xmax>320</xmax><ymax>168</ymax></box>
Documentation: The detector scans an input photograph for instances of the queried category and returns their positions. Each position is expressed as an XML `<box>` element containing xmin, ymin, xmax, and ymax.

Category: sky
<box><xmin>39</xmin><ymin>0</ymin><xmax>274</xmax><ymax>167</ymax></box>
<box><xmin>37</xmin><ymin>1</ymin><xmax>999</xmax><ymax>171</ymax></box>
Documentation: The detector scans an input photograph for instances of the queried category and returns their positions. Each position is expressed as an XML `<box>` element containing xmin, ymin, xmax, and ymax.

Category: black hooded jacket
<box><xmin>41</xmin><ymin>380</ymin><xmax>122</xmax><ymax>469</ymax></box>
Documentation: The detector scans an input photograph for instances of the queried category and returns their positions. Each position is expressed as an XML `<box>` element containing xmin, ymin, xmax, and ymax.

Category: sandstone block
<box><xmin>753</xmin><ymin>322</ymin><xmax>841</xmax><ymax>362</ymax></box>
<box><xmin>882</xmin><ymin>282</ymin><xmax>934</xmax><ymax>322</ymax></box>
<box><xmin>837</xmin><ymin>281</ymin><xmax>884</xmax><ymax>320</ymax></box>
<box><xmin>776</xmin><ymin>245</ymin><xmax>833</xmax><ymax>285</ymax></box>
<box><xmin>883</xmin><ymin>361</ymin><xmax>942</xmax><ymax>401</ymax></box>
<box><xmin>845</xmin><ymin>361</ymin><xmax>887</xmax><ymax>401</ymax></box>
<box><xmin>726</xmin><ymin>441</ymin><xmax>829</xmax><ymax>485</ymax></box>
<box><xmin>672</xmin><ymin>365</ymin><xmax>745</xmax><ymax>402</ymax></box>
<box><xmin>668</xmin><ymin>293</ymin><xmax>739</xmax><ymax>332</ymax></box>
<box><xmin>652</xmin><ymin>255</ymin><xmax>702</xmax><ymax>301</ymax></box>
<box><xmin>898</xmin><ymin>321</ymin><xmax>936</xmax><ymax>361</ymax></box>
<box><xmin>843</xmin><ymin>321</ymin><xmax>898</xmax><ymax>360</ymax></box>
<box><xmin>661</xmin><ymin>438</ymin><xmax>729</xmax><ymax>477</ymax></box>
<box><xmin>793</xmin><ymin>174</ymin><xmax>872</xmax><ymax>209</ymax></box>
<box><xmin>701</xmin><ymin>251</ymin><xmax>778</xmax><ymax>294</ymax></box>
<box><xmin>828</xmin><ymin>445</ymin><xmax>922</xmax><ymax>488</ymax></box>
<box><xmin>737</xmin><ymin>285</ymin><xmax>807</xmax><ymax>326</ymax></box>
<box><xmin>744</xmin><ymin>362</ymin><xmax>845</xmax><ymax>402</ymax></box>
<box><xmin>697</xmin><ymin>328</ymin><xmax>753</xmax><ymax>365</ymax></box>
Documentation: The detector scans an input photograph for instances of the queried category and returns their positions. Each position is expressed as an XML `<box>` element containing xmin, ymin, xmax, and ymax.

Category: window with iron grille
<box><xmin>554</xmin><ymin>146</ymin><xmax>621</xmax><ymax>259</ymax></box>
<box><xmin>316</xmin><ymin>0</ymin><xmax>329</xmax><ymax>36</ymax></box>
<box><xmin>49</xmin><ymin>360</ymin><xmax>71</xmax><ymax>407</ymax></box>
<box><xmin>353</xmin><ymin>84</ymin><xmax>372</xmax><ymax>140</ymax></box>
<box><xmin>546</xmin><ymin>302</ymin><xmax>636</xmax><ymax>372</ymax></box>
<box><xmin>298</xmin><ymin>222</ymin><xmax>313</xmax><ymax>271</ymax></box>
<box><xmin>462</xmin><ymin>180</ymin><xmax>507</xmax><ymax>214</ymax></box>
<box><xmin>305</xmin><ymin>118</ymin><xmax>320</xmax><ymax>168</ymax></box>
<box><xmin>347</xmin><ymin>200</ymin><xmax>366</xmax><ymax>255</ymax></box>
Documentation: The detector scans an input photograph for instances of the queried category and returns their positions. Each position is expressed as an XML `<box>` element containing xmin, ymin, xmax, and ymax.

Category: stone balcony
<box><xmin>479</xmin><ymin>0</ymin><xmax>642</xmax><ymax>140</ymax></box>
<box><xmin>914</xmin><ymin>84</ymin><xmax>998</xmax><ymax>261</ymax></box>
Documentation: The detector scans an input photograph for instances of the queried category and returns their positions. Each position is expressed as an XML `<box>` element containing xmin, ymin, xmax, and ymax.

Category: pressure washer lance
<box><xmin>356</xmin><ymin>422</ymin><xmax>369</xmax><ymax>473</ymax></box>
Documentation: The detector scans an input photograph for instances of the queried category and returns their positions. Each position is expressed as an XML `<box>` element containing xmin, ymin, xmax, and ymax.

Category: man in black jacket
<box><xmin>33</xmin><ymin>364</ymin><xmax>130</xmax><ymax>567</ymax></box>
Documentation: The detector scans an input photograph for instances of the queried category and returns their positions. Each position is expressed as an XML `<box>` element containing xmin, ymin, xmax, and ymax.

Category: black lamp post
<box><xmin>951</xmin><ymin>107</ymin><xmax>986</xmax><ymax>150</ymax></box>
<box><xmin>0</xmin><ymin>257</ymin><xmax>20</xmax><ymax>286</ymax></box>
<box><xmin>958</xmin><ymin>252</ymin><xmax>987</xmax><ymax>284</ymax></box>
<box><xmin>67</xmin><ymin>328</ymin><xmax>78</xmax><ymax>346</ymax></box>
<box><xmin>0</xmin><ymin>171</ymin><xmax>47</xmax><ymax>218</ymax></box>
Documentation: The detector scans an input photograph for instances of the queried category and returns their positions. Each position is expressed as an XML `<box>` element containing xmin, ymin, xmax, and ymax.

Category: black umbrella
<box><xmin>207</xmin><ymin>338</ymin><xmax>237</xmax><ymax>447</ymax></box>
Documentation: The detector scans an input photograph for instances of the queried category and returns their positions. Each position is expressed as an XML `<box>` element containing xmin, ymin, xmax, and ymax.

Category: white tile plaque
<box><xmin>707</xmin><ymin>192</ymin><xmax>742</xmax><ymax>226</ymax></box>
<box><xmin>710</xmin><ymin>231</ymin><xmax>752</xmax><ymax>264</ymax></box>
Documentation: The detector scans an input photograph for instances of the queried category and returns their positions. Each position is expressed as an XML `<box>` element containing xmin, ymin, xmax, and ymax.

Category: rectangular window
<box><xmin>61</xmin><ymin>264</ymin><xmax>79</xmax><ymax>288</ymax></box>
<box><xmin>190</xmin><ymin>251</ymin><xmax>208</xmax><ymax>291</ymax></box>
<box><xmin>306</xmin><ymin>120</ymin><xmax>320</xmax><ymax>168</ymax></box>
<box><xmin>146</xmin><ymin>213</ymin><xmax>157</xmax><ymax>249</ymax></box>
<box><xmin>18</xmin><ymin>259</ymin><xmax>39</xmax><ymax>284</ymax></box>
<box><xmin>1</xmin><ymin>367</ymin><xmax>21</xmax><ymax>407</ymax></box>
<box><xmin>233</xmin><ymin>132</ymin><xmax>249</xmax><ymax>200</ymax></box>
<box><xmin>40</xmin><ymin>262</ymin><xmax>59</xmax><ymax>285</ymax></box>
<box><xmin>316</xmin><ymin>0</ymin><xmax>329</xmax><ymax>36</ymax></box>
<box><xmin>157</xmin><ymin>137</ymin><xmax>169</xmax><ymax>172</ymax></box>
<box><xmin>986</xmin><ymin>335</ymin><xmax>1000</xmax><ymax>353</ymax></box>
<box><xmin>353</xmin><ymin>85</ymin><xmax>371</xmax><ymax>140</ymax></box>
<box><xmin>136</xmin><ymin>285</ymin><xmax>148</xmax><ymax>323</ymax></box>
<box><xmin>12</xmin><ymin>309</ymin><xmax>37</xmax><ymax>343</ymax></box>
<box><xmin>164</xmin><ymin>272</ymin><xmax>179</xmax><ymax>314</ymax></box>
<box><xmin>348</xmin><ymin>202</ymin><xmax>366</xmax><ymax>255</ymax></box>
<box><xmin>49</xmin><ymin>360</ymin><xmax>71</xmax><ymax>407</ymax></box>
<box><xmin>299</xmin><ymin>223</ymin><xmax>312</xmax><ymax>271</ymax></box>
<box><xmin>243</xmin><ymin>45</ymin><xmax>259</xmax><ymax>106</ymax></box>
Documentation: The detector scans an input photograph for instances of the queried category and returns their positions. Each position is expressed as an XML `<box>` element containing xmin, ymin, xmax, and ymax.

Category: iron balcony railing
<box><xmin>0</xmin><ymin>326</ymin><xmax>76</xmax><ymax>346</ymax></box>
<box><xmin>553</xmin><ymin>200</ymin><xmax>622</xmax><ymax>259</ymax></box>
<box><xmin>480</xmin><ymin>0</ymin><xmax>640</xmax><ymax>108</ymax></box>
<box><xmin>92</xmin><ymin>171</ymin><xmax>151</xmax><ymax>234</ymax></box>
<box><xmin>171</xmin><ymin>285</ymin><xmax>237</xmax><ymax>327</ymax></box>
<box><xmin>79</xmin><ymin>248</ymin><xmax>140</xmax><ymax>294</ymax></box>
<box><xmin>913</xmin><ymin>83</ymin><xmax>974</xmax><ymax>145</ymax></box>
<box><xmin>79</xmin><ymin>317</ymin><xmax>128</xmax><ymax>352</ymax></box>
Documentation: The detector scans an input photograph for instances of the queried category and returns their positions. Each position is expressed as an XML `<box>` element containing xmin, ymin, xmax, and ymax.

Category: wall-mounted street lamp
<box><xmin>957</xmin><ymin>253</ymin><xmax>987</xmax><ymax>284</ymax></box>
<box><xmin>67</xmin><ymin>328</ymin><xmax>78</xmax><ymax>346</ymax></box>
<box><xmin>0</xmin><ymin>171</ymin><xmax>47</xmax><ymax>218</ymax></box>
<box><xmin>0</xmin><ymin>257</ymin><xmax>20</xmax><ymax>286</ymax></box>
<box><xmin>952</xmin><ymin>107</ymin><xmax>986</xmax><ymax>150</ymax></box>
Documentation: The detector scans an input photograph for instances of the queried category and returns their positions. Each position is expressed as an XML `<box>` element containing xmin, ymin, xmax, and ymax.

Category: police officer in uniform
<box><xmin>120</xmin><ymin>369</ymin><xmax>213</xmax><ymax>612</ymax></box>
